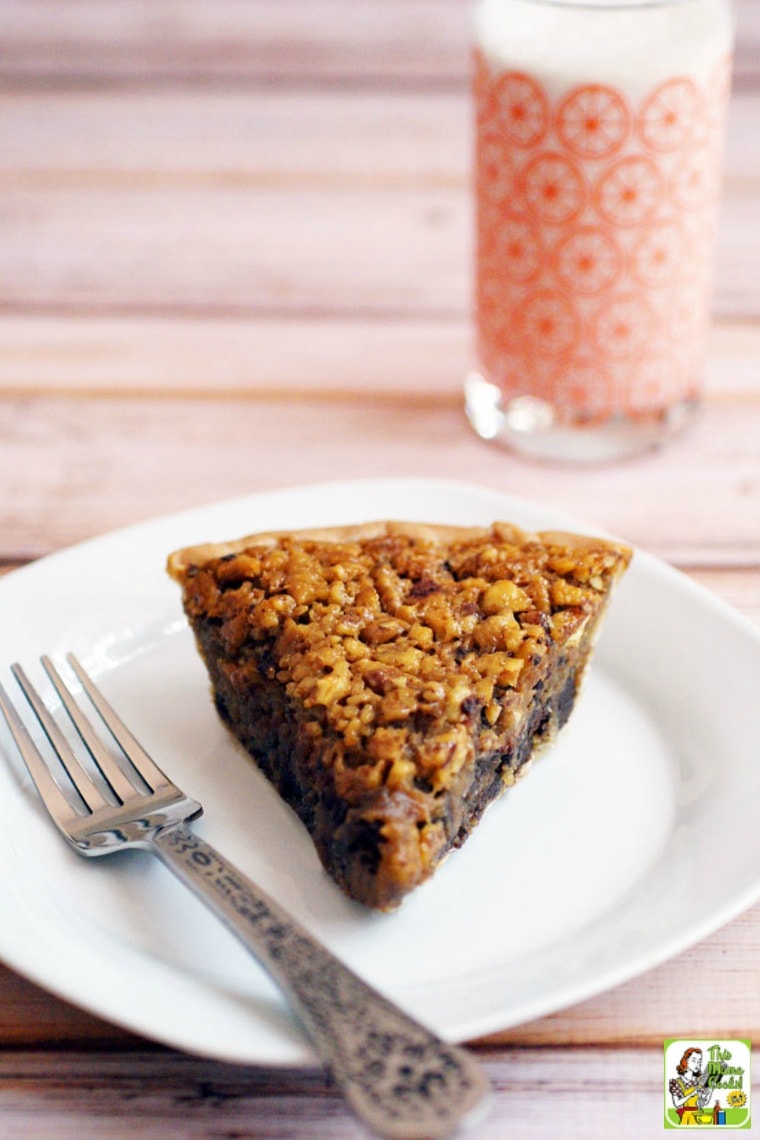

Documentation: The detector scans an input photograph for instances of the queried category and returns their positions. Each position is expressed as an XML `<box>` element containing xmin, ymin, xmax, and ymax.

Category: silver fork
<box><xmin>0</xmin><ymin>654</ymin><xmax>490</xmax><ymax>1140</ymax></box>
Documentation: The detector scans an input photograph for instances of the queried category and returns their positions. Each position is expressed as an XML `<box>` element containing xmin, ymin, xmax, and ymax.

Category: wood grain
<box><xmin>0</xmin><ymin>316</ymin><xmax>758</xmax><ymax>398</ymax></box>
<box><xmin>0</xmin><ymin>0</ymin><xmax>757</xmax><ymax>88</ymax></box>
<box><xmin>0</xmin><ymin>393</ymin><xmax>758</xmax><ymax>564</ymax></box>
<box><xmin>2</xmin><ymin>89</ymin><xmax>757</xmax><ymax>187</ymax></box>
<box><xmin>0</xmin><ymin>96</ymin><xmax>756</xmax><ymax>319</ymax></box>
<box><xmin>0</xmin><ymin>965</ymin><xmax>138</xmax><ymax>1048</ymax></box>
<box><xmin>0</xmin><ymin>1047</ymin><xmax>669</xmax><ymax>1139</ymax></box>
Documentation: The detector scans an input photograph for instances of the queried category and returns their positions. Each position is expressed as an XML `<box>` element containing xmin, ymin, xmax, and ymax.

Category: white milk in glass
<box><xmin>465</xmin><ymin>0</ymin><xmax>734</xmax><ymax>461</ymax></box>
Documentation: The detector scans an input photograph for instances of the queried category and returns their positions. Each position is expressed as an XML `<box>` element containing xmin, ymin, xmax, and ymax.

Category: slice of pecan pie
<box><xmin>167</xmin><ymin>521</ymin><xmax>631</xmax><ymax>910</ymax></box>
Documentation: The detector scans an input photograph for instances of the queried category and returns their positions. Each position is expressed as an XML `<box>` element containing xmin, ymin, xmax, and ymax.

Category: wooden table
<box><xmin>1</xmin><ymin>2</ymin><xmax>759</xmax><ymax>1136</ymax></box>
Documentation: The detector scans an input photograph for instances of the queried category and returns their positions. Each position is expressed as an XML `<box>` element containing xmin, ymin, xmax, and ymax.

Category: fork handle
<box><xmin>151</xmin><ymin>824</ymin><xmax>489</xmax><ymax>1139</ymax></box>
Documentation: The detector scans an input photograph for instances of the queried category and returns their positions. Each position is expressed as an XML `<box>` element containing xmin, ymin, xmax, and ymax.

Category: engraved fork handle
<box><xmin>151</xmin><ymin>824</ymin><xmax>490</xmax><ymax>1140</ymax></box>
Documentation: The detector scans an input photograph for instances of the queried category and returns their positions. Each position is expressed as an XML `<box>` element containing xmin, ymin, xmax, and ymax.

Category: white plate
<box><xmin>2</xmin><ymin>477</ymin><xmax>760</xmax><ymax>1066</ymax></box>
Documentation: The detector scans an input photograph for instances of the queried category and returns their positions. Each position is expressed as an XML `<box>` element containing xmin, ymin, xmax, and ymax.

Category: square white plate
<box><xmin>1</xmin><ymin>477</ymin><xmax>760</xmax><ymax>1065</ymax></box>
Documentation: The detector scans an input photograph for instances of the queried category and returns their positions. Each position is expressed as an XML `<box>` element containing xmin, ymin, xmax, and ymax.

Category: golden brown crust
<box><xmin>167</xmin><ymin>519</ymin><xmax>631</xmax><ymax>580</ymax></box>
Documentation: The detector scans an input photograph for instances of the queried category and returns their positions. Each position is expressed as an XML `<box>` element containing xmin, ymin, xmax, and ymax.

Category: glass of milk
<box><xmin>465</xmin><ymin>0</ymin><xmax>735</xmax><ymax>462</ymax></box>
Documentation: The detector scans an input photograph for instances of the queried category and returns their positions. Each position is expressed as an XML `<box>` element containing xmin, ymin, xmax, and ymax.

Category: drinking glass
<box><xmin>465</xmin><ymin>0</ymin><xmax>735</xmax><ymax>461</ymax></box>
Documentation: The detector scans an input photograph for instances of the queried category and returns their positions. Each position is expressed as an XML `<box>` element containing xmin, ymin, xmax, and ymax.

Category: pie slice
<box><xmin>167</xmin><ymin>520</ymin><xmax>631</xmax><ymax>911</ymax></box>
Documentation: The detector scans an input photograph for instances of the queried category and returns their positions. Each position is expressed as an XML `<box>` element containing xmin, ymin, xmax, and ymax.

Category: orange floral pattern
<box><xmin>473</xmin><ymin>50</ymin><xmax>733</xmax><ymax>420</ymax></box>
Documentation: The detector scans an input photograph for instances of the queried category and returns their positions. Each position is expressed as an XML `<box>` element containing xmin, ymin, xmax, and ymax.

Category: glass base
<box><xmin>464</xmin><ymin>372</ymin><xmax>699</xmax><ymax>464</ymax></box>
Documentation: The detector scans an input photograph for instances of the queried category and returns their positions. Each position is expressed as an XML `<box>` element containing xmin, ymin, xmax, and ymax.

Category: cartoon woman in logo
<box><xmin>669</xmin><ymin>1047</ymin><xmax>713</xmax><ymax>1124</ymax></box>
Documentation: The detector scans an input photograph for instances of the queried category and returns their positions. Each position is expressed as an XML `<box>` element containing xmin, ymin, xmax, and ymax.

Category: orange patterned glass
<box><xmin>467</xmin><ymin>0</ymin><xmax>734</xmax><ymax>461</ymax></box>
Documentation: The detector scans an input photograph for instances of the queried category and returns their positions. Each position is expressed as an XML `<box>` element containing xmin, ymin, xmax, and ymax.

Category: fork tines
<box><xmin>0</xmin><ymin>654</ymin><xmax>170</xmax><ymax>822</ymax></box>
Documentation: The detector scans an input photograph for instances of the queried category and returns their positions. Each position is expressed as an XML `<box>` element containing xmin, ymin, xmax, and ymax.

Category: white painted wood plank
<box><xmin>0</xmin><ymin>0</ymin><xmax>471</xmax><ymax>87</ymax></box>
<box><xmin>0</xmin><ymin>1047</ymin><xmax>678</xmax><ymax>1139</ymax></box>
<box><xmin>0</xmin><ymin>315</ymin><xmax>756</xmax><ymax>399</ymax></box>
<box><xmin>0</xmin><ymin>315</ymin><xmax>471</xmax><ymax>396</ymax></box>
<box><xmin>3</xmin><ymin>89</ymin><xmax>755</xmax><ymax>186</ymax></box>
<box><xmin>0</xmin><ymin>183</ymin><xmax>754</xmax><ymax>318</ymax></box>
<box><xmin>0</xmin><ymin>90</ymin><xmax>467</xmax><ymax>187</ymax></box>
<box><xmin>0</xmin><ymin>393</ymin><xmax>758</xmax><ymax>564</ymax></box>
<box><xmin>0</xmin><ymin>91</ymin><xmax>755</xmax><ymax>317</ymax></box>
<box><xmin>0</xmin><ymin>0</ymin><xmax>756</xmax><ymax>88</ymax></box>
<box><xmin>0</xmin><ymin>184</ymin><xmax>469</xmax><ymax>316</ymax></box>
